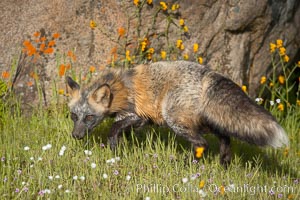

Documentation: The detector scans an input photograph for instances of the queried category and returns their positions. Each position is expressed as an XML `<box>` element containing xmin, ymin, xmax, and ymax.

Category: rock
<box><xmin>0</xmin><ymin>0</ymin><xmax>299</xmax><ymax>109</ymax></box>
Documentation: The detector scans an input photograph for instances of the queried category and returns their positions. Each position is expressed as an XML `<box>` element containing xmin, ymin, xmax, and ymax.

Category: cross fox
<box><xmin>66</xmin><ymin>60</ymin><xmax>289</xmax><ymax>166</ymax></box>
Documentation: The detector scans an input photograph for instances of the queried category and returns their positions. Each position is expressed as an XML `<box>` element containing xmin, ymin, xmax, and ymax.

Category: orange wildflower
<box><xmin>23</xmin><ymin>40</ymin><xmax>31</xmax><ymax>47</ymax></box>
<box><xmin>89</xmin><ymin>66</ymin><xmax>96</xmax><ymax>73</ymax></box>
<box><xmin>33</xmin><ymin>31</ymin><xmax>40</xmax><ymax>37</ymax></box>
<box><xmin>67</xmin><ymin>50</ymin><xmax>73</xmax><ymax>57</ymax></box>
<box><xmin>59</xmin><ymin>64</ymin><xmax>66</xmax><ymax>77</ymax></box>
<box><xmin>30</xmin><ymin>72</ymin><xmax>39</xmax><ymax>80</ymax></box>
<box><xmin>118</xmin><ymin>27</ymin><xmax>126</xmax><ymax>37</ymax></box>
<box><xmin>27</xmin><ymin>81</ymin><xmax>33</xmax><ymax>87</ymax></box>
<box><xmin>40</xmin><ymin>43</ymin><xmax>46</xmax><ymax>51</ymax></box>
<box><xmin>48</xmin><ymin>40</ymin><xmax>56</xmax><ymax>47</ymax></box>
<box><xmin>66</xmin><ymin>63</ymin><xmax>71</xmax><ymax>70</ymax></box>
<box><xmin>1</xmin><ymin>71</ymin><xmax>10</xmax><ymax>79</ymax></box>
<box><xmin>40</xmin><ymin>36</ymin><xmax>46</xmax><ymax>42</ymax></box>
<box><xmin>44</xmin><ymin>48</ymin><xmax>54</xmax><ymax>54</ymax></box>
<box><xmin>52</xmin><ymin>33</ymin><xmax>60</xmax><ymax>39</ymax></box>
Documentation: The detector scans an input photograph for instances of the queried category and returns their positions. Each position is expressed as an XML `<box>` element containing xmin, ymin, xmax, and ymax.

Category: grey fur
<box><xmin>67</xmin><ymin>60</ymin><xmax>289</xmax><ymax>166</ymax></box>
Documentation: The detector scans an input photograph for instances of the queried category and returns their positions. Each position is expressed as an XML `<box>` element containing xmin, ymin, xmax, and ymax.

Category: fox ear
<box><xmin>92</xmin><ymin>84</ymin><xmax>112</xmax><ymax>108</ymax></box>
<box><xmin>66</xmin><ymin>76</ymin><xmax>80</xmax><ymax>98</ymax></box>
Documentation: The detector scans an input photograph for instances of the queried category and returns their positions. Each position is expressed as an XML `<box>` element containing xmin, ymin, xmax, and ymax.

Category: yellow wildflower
<box><xmin>278</xmin><ymin>75</ymin><xmax>285</xmax><ymax>84</ymax></box>
<box><xmin>148</xmin><ymin>48</ymin><xmax>154</xmax><ymax>54</ymax></box>
<box><xmin>242</xmin><ymin>85</ymin><xmax>247</xmax><ymax>93</ymax></box>
<box><xmin>133</xmin><ymin>0</ymin><xmax>139</xmax><ymax>6</ymax></box>
<box><xmin>276</xmin><ymin>39</ymin><xmax>283</xmax><ymax>48</ymax></box>
<box><xmin>297</xmin><ymin>100</ymin><xmax>300</xmax><ymax>106</ymax></box>
<box><xmin>260</xmin><ymin>76</ymin><xmax>266</xmax><ymax>84</ymax></box>
<box><xmin>161</xmin><ymin>51</ymin><xmax>166</xmax><ymax>59</ymax></box>
<box><xmin>183</xmin><ymin>54</ymin><xmax>189</xmax><ymax>60</ymax></box>
<box><xmin>199</xmin><ymin>180</ymin><xmax>205</xmax><ymax>189</ymax></box>
<box><xmin>90</xmin><ymin>20</ymin><xmax>97</xmax><ymax>29</ymax></box>
<box><xmin>277</xmin><ymin>103</ymin><xmax>284</xmax><ymax>111</ymax></box>
<box><xmin>58</xmin><ymin>89</ymin><xmax>64</xmax><ymax>95</ymax></box>
<box><xmin>147</xmin><ymin>0</ymin><xmax>152</xmax><ymax>5</ymax></box>
<box><xmin>195</xmin><ymin>147</ymin><xmax>205</xmax><ymax>158</ymax></box>
<box><xmin>269</xmin><ymin>82</ymin><xmax>274</xmax><ymax>87</ymax></box>
<box><xmin>126</xmin><ymin>50</ymin><xmax>131</xmax><ymax>62</ymax></box>
<box><xmin>179</xmin><ymin>19</ymin><xmax>184</xmax><ymax>26</ymax></box>
<box><xmin>283</xmin><ymin>55</ymin><xmax>289</xmax><ymax>63</ymax></box>
<box><xmin>288</xmin><ymin>194</ymin><xmax>294</xmax><ymax>199</ymax></box>
<box><xmin>160</xmin><ymin>2</ymin><xmax>168</xmax><ymax>11</ymax></box>
<box><xmin>180</xmin><ymin>44</ymin><xmax>184</xmax><ymax>50</ymax></box>
<box><xmin>176</xmin><ymin>39</ymin><xmax>183</xmax><ymax>48</ymax></box>
<box><xmin>279</xmin><ymin>47</ymin><xmax>286</xmax><ymax>56</ymax></box>
<box><xmin>220</xmin><ymin>185</ymin><xmax>225</xmax><ymax>195</ymax></box>
<box><xmin>297</xmin><ymin>61</ymin><xmax>300</xmax><ymax>67</ymax></box>
<box><xmin>183</xmin><ymin>25</ymin><xmax>188</xmax><ymax>32</ymax></box>
<box><xmin>198</xmin><ymin>57</ymin><xmax>203</xmax><ymax>64</ymax></box>
<box><xmin>141</xmin><ymin>41</ymin><xmax>147</xmax><ymax>52</ymax></box>
<box><xmin>193</xmin><ymin>43</ymin><xmax>199</xmax><ymax>53</ymax></box>
<box><xmin>171</xmin><ymin>4</ymin><xmax>179</xmax><ymax>11</ymax></box>
<box><xmin>269</xmin><ymin>43</ymin><xmax>276</xmax><ymax>53</ymax></box>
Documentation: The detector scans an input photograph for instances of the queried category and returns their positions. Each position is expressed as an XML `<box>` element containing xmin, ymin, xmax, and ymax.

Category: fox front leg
<box><xmin>108</xmin><ymin>114</ymin><xmax>147</xmax><ymax>150</ymax></box>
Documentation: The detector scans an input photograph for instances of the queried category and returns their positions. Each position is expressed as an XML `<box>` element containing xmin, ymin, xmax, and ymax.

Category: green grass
<box><xmin>0</xmin><ymin>100</ymin><xmax>299</xmax><ymax>200</ymax></box>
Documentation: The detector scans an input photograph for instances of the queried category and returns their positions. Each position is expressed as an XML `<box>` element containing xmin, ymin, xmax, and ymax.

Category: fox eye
<box><xmin>84</xmin><ymin>115</ymin><xmax>95</xmax><ymax>122</ymax></box>
<box><xmin>71</xmin><ymin>113</ymin><xmax>78</xmax><ymax>122</ymax></box>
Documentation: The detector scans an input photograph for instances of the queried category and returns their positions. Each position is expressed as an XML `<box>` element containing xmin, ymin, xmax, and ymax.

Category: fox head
<box><xmin>66</xmin><ymin>76</ymin><xmax>112</xmax><ymax>139</ymax></box>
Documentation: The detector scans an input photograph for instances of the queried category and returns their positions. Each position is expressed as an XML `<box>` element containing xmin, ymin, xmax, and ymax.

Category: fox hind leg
<box><xmin>164</xmin><ymin>115</ymin><xmax>208</xmax><ymax>157</ymax></box>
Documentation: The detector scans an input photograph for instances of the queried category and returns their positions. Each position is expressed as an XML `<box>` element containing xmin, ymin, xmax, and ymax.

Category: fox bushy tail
<box><xmin>203</xmin><ymin>74</ymin><xmax>289</xmax><ymax>148</ymax></box>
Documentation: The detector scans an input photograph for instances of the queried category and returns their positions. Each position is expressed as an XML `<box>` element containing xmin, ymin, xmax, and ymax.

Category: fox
<box><xmin>66</xmin><ymin>60</ymin><xmax>289</xmax><ymax>167</ymax></box>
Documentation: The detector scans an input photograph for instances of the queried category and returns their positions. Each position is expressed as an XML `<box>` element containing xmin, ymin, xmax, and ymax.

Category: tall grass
<box><xmin>0</xmin><ymin>72</ymin><xmax>299</xmax><ymax>199</ymax></box>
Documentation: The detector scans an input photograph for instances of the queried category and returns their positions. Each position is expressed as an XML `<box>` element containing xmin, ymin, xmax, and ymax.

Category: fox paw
<box><xmin>108</xmin><ymin>136</ymin><xmax>118</xmax><ymax>150</ymax></box>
